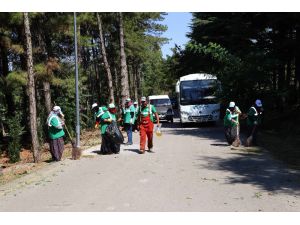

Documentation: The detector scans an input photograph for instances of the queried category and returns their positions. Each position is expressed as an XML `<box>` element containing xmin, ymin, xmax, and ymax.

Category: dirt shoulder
<box><xmin>0</xmin><ymin>129</ymin><xmax>101</xmax><ymax>186</ymax></box>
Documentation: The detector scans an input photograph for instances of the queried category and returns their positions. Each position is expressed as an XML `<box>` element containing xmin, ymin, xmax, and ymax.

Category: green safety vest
<box><xmin>47</xmin><ymin>113</ymin><xmax>65</xmax><ymax>139</ymax></box>
<box><xmin>223</xmin><ymin>106</ymin><xmax>241</xmax><ymax>127</ymax></box>
<box><xmin>247</xmin><ymin>106</ymin><xmax>262</xmax><ymax>126</ymax></box>
<box><xmin>137</xmin><ymin>104</ymin><xmax>157</xmax><ymax>122</ymax></box>
<box><xmin>123</xmin><ymin>105</ymin><xmax>135</xmax><ymax>124</ymax></box>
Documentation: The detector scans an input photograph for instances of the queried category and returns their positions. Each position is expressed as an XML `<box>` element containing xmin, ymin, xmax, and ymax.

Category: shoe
<box><xmin>148</xmin><ymin>148</ymin><xmax>154</xmax><ymax>153</ymax></box>
<box><xmin>139</xmin><ymin>149</ymin><xmax>145</xmax><ymax>154</ymax></box>
<box><xmin>123</xmin><ymin>142</ymin><xmax>132</xmax><ymax>145</ymax></box>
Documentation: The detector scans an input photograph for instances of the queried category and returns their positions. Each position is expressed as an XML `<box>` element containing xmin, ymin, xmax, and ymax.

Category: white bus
<box><xmin>175</xmin><ymin>73</ymin><xmax>221</xmax><ymax>124</ymax></box>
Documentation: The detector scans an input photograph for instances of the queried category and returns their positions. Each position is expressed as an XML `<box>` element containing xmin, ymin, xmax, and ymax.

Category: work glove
<box><xmin>130</xmin><ymin>118</ymin><xmax>133</xmax><ymax>124</ymax></box>
<box><xmin>107</xmin><ymin>118</ymin><xmax>112</xmax><ymax>123</ymax></box>
<box><xmin>95</xmin><ymin>124</ymin><xmax>99</xmax><ymax>129</ymax></box>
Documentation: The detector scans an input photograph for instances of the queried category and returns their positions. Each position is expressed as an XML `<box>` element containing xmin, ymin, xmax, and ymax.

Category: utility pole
<box><xmin>74</xmin><ymin>12</ymin><xmax>80</xmax><ymax>147</ymax></box>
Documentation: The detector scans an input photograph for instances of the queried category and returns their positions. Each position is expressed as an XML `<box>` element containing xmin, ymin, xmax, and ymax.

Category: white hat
<box><xmin>133</xmin><ymin>101</ymin><xmax>138</xmax><ymax>104</ymax></box>
<box><xmin>125</xmin><ymin>98</ymin><xmax>131</xmax><ymax>102</ymax></box>
<box><xmin>92</xmin><ymin>103</ymin><xmax>98</xmax><ymax>109</ymax></box>
<box><xmin>255</xmin><ymin>99</ymin><xmax>262</xmax><ymax>107</ymax></box>
<box><xmin>229</xmin><ymin>102</ymin><xmax>235</xmax><ymax>108</ymax></box>
<box><xmin>53</xmin><ymin>106</ymin><xmax>61</xmax><ymax>112</ymax></box>
<box><xmin>141</xmin><ymin>96</ymin><xmax>146</xmax><ymax>102</ymax></box>
<box><xmin>108</xmin><ymin>103</ymin><xmax>115</xmax><ymax>108</ymax></box>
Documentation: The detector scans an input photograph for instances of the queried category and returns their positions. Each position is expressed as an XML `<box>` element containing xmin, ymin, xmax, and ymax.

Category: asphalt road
<box><xmin>0</xmin><ymin>119</ymin><xmax>299</xmax><ymax>211</ymax></box>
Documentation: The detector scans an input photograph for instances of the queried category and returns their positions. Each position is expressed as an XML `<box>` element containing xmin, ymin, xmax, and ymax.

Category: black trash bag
<box><xmin>105</xmin><ymin>121</ymin><xmax>124</xmax><ymax>144</ymax></box>
<box><xmin>224</xmin><ymin>125</ymin><xmax>237</xmax><ymax>145</ymax></box>
<box><xmin>230</xmin><ymin>126</ymin><xmax>238</xmax><ymax>142</ymax></box>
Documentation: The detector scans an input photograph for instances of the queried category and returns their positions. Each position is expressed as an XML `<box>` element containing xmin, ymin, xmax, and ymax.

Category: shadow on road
<box><xmin>164</xmin><ymin>121</ymin><xmax>300</xmax><ymax>194</ymax></box>
<box><xmin>163</xmin><ymin>121</ymin><xmax>252</xmax><ymax>148</ymax></box>
<box><xmin>163</xmin><ymin>121</ymin><xmax>227</xmax><ymax>143</ymax></box>
<box><xmin>196</xmin><ymin>153</ymin><xmax>300</xmax><ymax>194</ymax></box>
<box><xmin>123</xmin><ymin>148</ymin><xmax>141</xmax><ymax>154</ymax></box>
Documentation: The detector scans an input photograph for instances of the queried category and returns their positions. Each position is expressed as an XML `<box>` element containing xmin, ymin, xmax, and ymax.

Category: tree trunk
<box><xmin>91</xmin><ymin>43</ymin><xmax>99</xmax><ymax>101</ymax></box>
<box><xmin>137</xmin><ymin>66</ymin><xmax>144</xmax><ymax>96</ymax></box>
<box><xmin>24</xmin><ymin>12</ymin><xmax>40</xmax><ymax>163</ymax></box>
<box><xmin>114</xmin><ymin>66</ymin><xmax>121</xmax><ymax>105</ymax></box>
<box><xmin>278</xmin><ymin>64</ymin><xmax>285</xmax><ymax>91</ymax></box>
<box><xmin>77</xmin><ymin>24</ymin><xmax>82</xmax><ymax>65</ymax></box>
<box><xmin>0</xmin><ymin>47</ymin><xmax>15</xmax><ymax>115</ymax></box>
<box><xmin>119</xmin><ymin>12</ymin><xmax>130</xmax><ymax>105</ymax></box>
<box><xmin>43</xmin><ymin>81</ymin><xmax>52</xmax><ymax>114</ymax></box>
<box><xmin>39</xmin><ymin>15</ymin><xmax>52</xmax><ymax>114</ymax></box>
<box><xmin>96</xmin><ymin>13</ymin><xmax>115</xmax><ymax>103</ymax></box>
<box><xmin>133</xmin><ymin>64</ymin><xmax>138</xmax><ymax>101</ymax></box>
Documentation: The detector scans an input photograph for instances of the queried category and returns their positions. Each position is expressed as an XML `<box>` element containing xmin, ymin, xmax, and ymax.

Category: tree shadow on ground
<box><xmin>164</xmin><ymin>121</ymin><xmax>300</xmax><ymax>194</ymax></box>
<box><xmin>164</xmin><ymin>121</ymin><xmax>250</xmax><ymax>148</ymax></box>
<box><xmin>163</xmin><ymin>121</ymin><xmax>227</xmax><ymax>143</ymax></box>
<box><xmin>196</xmin><ymin>152</ymin><xmax>300</xmax><ymax>194</ymax></box>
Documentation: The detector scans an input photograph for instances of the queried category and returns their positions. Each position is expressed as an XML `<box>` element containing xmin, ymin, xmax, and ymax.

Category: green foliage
<box><xmin>168</xmin><ymin>12</ymin><xmax>300</xmax><ymax>111</ymax></box>
<box><xmin>7</xmin><ymin>113</ymin><xmax>25</xmax><ymax>163</ymax></box>
<box><xmin>34</xmin><ymin>63</ymin><xmax>48</xmax><ymax>80</ymax></box>
<box><xmin>6</xmin><ymin>70</ymin><xmax>27</xmax><ymax>87</ymax></box>
<box><xmin>0</xmin><ymin>12</ymin><xmax>170</xmax><ymax>154</ymax></box>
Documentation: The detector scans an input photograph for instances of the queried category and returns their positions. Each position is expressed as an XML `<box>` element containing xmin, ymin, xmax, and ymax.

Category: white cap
<box><xmin>53</xmin><ymin>106</ymin><xmax>61</xmax><ymax>112</ymax></box>
<box><xmin>255</xmin><ymin>99</ymin><xmax>262</xmax><ymax>107</ymax></box>
<box><xmin>125</xmin><ymin>98</ymin><xmax>131</xmax><ymax>102</ymax></box>
<box><xmin>133</xmin><ymin>101</ymin><xmax>138</xmax><ymax>105</ymax></box>
<box><xmin>108</xmin><ymin>103</ymin><xmax>115</xmax><ymax>108</ymax></box>
<box><xmin>141</xmin><ymin>96</ymin><xmax>146</xmax><ymax>102</ymax></box>
<box><xmin>92</xmin><ymin>103</ymin><xmax>98</xmax><ymax>109</ymax></box>
<box><xmin>229</xmin><ymin>102</ymin><xmax>235</xmax><ymax>108</ymax></box>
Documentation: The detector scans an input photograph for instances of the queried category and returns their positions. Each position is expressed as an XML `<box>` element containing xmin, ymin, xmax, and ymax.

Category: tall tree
<box><xmin>23</xmin><ymin>12</ymin><xmax>40</xmax><ymax>162</ymax></box>
<box><xmin>119</xmin><ymin>12</ymin><xmax>130</xmax><ymax>104</ymax></box>
<box><xmin>96</xmin><ymin>12</ymin><xmax>115</xmax><ymax>103</ymax></box>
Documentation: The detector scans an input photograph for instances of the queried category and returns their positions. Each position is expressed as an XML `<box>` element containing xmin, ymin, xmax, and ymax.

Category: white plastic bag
<box><xmin>154</xmin><ymin>124</ymin><xmax>162</xmax><ymax>137</ymax></box>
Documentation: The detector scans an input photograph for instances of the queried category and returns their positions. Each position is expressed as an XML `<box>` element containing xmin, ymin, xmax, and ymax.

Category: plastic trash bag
<box><xmin>105</xmin><ymin>121</ymin><xmax>124</xmax><ymax>144</ymax></box>
<box><xmin>154</xmin><ymin>124</ymin><xmax>162</xmax><ymax>137</ymax></box>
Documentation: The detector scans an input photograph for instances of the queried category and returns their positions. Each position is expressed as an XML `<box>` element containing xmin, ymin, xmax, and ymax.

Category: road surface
<box><xmin>0</xmin><ymin>120</ymin><xmax>299</xmax><ymax>211</ymax></box>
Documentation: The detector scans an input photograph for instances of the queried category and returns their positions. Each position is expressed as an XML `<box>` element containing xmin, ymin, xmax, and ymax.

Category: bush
<box><xmin>7</xmin><ymin>114</ymin><xmax>25</xmax><ymax>163</ymax></box>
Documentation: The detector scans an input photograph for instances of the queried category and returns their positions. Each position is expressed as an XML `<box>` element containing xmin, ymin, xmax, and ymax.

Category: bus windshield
<box><xmin>180</xmin><ymin>79</ymin><xmax>219</xmax><ymax>105</ymax></box>
<box><xmin>150</xmin><ymin>99</ymin><xmax>171</xmax><ymax>106</ymax></box>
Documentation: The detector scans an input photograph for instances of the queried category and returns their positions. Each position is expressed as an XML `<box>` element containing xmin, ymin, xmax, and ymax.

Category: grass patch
<box><xmin>256</xmin><ymin>106</ymin><xmax>300</xmax><ymax>169</ymax></box>
<box><xmin>259</xmin><ymin>131</ymin><xmax>300</xmax><ymax>169</ymax></box>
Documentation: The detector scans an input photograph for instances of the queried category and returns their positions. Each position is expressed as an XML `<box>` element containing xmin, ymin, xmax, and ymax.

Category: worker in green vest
<box><xmin>47</xmin><ymin>105</ymin><xmax>65</xmax><ymax>161</ymax></box>
<box><xmin>122</xmin><ymin>98</ymin><xmax>135</xmax><ymax>145</ymax></box>
<box><xmin>224</xmin><ymin>101</ymin><xmax>241</xmax><ymax>145</ymax></box>
<box><xmin>107</xmin><ymin>103</ymin><xmax>121</xmax><ymax>154</ymax></box>
<box><xmin>246</xmin><ymin>99</ymin><xmax>263</xmax><ymax>146</ymax></box>
<box><xmin>136</xmin><ymin>96</ymin><xmax>160</xmax><ymax>154</ymax></box>
<box><xmin>92</xmin><ymin>103</ymin><xmax>107</xmax><ymax>129</ymax></box>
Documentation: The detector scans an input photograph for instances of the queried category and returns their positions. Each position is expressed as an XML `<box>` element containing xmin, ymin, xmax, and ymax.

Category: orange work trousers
<box><xmin>139</xmin><ymin>121</ymin><xmax>154</xmax><ymax>150</ymax></box>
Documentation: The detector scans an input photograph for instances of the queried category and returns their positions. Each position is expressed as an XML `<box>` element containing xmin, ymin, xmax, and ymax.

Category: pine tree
<box><xmin>24</xmin><ymin>12</ymin><xmax>40</xmax><ymax>162</ymax></box>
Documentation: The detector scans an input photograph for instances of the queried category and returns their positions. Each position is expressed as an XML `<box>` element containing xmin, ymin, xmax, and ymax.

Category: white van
<box><xmin>148</xmin><ymin>95</ymin><xmax>174</xmax><ymax>123</ymax></box>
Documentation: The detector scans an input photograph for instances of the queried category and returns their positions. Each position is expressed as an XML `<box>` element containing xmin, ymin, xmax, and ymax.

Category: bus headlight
<box><xmin>212</xmin><ymin>109</ymin><xmax>220</xmax><ymax>114</ymax></box>
<box><xmin>181</xmin><ymin>111</ymin><xmax>189</xmax><ymax>118</ymax></box>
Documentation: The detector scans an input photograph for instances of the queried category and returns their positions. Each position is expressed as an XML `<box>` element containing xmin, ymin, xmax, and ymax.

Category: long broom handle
<box><xmin>64</xmin><ymin>123</ymin><xmax>73</xmax><ymax>140</ymax></box>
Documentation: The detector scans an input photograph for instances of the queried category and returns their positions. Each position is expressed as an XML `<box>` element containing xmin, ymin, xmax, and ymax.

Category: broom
<box><xmin>64</xmin><ymin>124</ymin><xmax>81</xmax><ymax>160</ymax></box>
<box><xmin>246</xmin><ymin>126</ymin><xmax>256</xmax><ymax>147</ymax></box>
<box><xmin>232</xmin><ymin>125</ymin><xmax>240</xmax><ymax>147</ymax></box>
